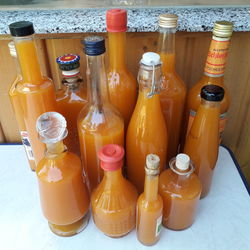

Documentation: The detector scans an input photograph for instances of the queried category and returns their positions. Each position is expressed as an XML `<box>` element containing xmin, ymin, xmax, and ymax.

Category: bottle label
<box><xmin>204</xmin><ymin>36</ymin><xmax>230</xmax><ymax>77</ymax></box>
<box><xmin>20</xmin><ymin>131</ymin><xmax>34</xmax><ymax>161</ymax></box>
<box><xmin>155</xmin><ymin>215</ymin><xmax>162</xmax><ymax>237</ymax></box>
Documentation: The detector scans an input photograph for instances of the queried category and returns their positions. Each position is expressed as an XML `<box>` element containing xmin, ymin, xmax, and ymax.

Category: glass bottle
<box><xmin>36</xmin><ymin>112</ymin><xmax>90</xmax><ymax>236</ymax></box>
<box><xmin>9</xmin><ymin>21</ymin><xmax>57</xmax><ymax>168</ymax></box>
<box><xmin>126</xmin><ymin>52</ymin><xmax>167</xmax><ymax>193</ymax></box>
<box><xmin>8</xmin><ymin>41</ymin><xmax>36</xmax><ymax>170</ymax></box>
<box><xmin>56</xmin><ymin>54</ymin><xmax>87</xmax><ymax>156</ymax></box>
<box><xmin>158</xmin><ymin>13</ymin><xmax>187</xmax><ymax>162</ymax></box>
<box><xmin>159</xmin><ymin>154</ymin><xmax>201</xmax><ymax>230</ymax></box>
<box><xmin>185</xmin><ymin>21</ymin><xmax>233</xmax><ymax>142</ymax></box>
<box><xmin>106</xmin><ymin>9</ymin><xmax>137</xmax><ymax>130</ymax></box>
<box><xmin>136</xmin><ymin>154</ymin><xmax>163</xmax><ymax>246</ymax></box>
<box><xmin>91</xmin><ymin>144</ymin><xmax>138</xmax><ymax>238</ymax></box>
<box><xmin>78</xmin><ymin>36</ymin><xmax>124</xmax><ymax>191</ymax></box>
<box><xmin>184</xmin><ymin>85</ymin><xmax>224</xmax><ymax>198</ymax></box>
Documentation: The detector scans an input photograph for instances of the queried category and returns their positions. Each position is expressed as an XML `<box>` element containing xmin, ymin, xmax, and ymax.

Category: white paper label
<box><xmin>155</xmin><ymin>215</ymin><xmax>162</xmax><ymax>237</ymax></box>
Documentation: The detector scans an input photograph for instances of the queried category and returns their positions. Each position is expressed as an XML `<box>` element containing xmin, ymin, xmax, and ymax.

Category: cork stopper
<box><xmin>145</xmin><ymin>154</ymin><xmax>160</xmax><ymax>175</ymax></box>
<box><xmin>158</xmin><ymin>13</ymin><xmax>178</xmax><ymax>28</ymax></box>
<box><xmin>213</xmin><ymin>21</ymin><xmax>233</xmax><ymax>38</ymax></box>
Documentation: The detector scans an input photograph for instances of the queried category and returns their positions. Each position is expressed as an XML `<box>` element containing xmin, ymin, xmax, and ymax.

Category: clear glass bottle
<box><xmin>126</xmin><ymin>52</ymin><xmax>167</xmax><ymax>193</ymax></box>
<box><xmin>136</xmin><ymin>154</ymin><xmax>163</xmax><ymax>246</ymax></box>
<box><xmin>36</xmin><ymin>112</ymin><xmax>90</xmax><ymax>236</ymax></box>
<box><xmin>56</xmin><ymin>54</ymin><xmax>87</xmax><ymax>156</ymax></box>
<box><xmin>91</xmin><ymin>144</ymin><xmax>138</xmax><ymax>238</ymax></box>
<box><xmin>78</xmin><ymin>36</ymin><xmax>124</xmax><ymax>191</ymax></box>
<box><xmin>159</xmin><ymin>154</ymin><xmax>201</xmax><ymax>230</ymax></box>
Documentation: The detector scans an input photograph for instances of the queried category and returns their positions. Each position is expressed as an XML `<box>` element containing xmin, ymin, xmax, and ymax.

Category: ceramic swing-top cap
<box><xmin>141</xmin><ymin>52</ymin><xmax>161</xmax><ymax>66</ymax></box>
<box><xmin>145</xmin><ymin>154</ymin><xmax>160</xmax><ymax>175</ymax></box>
<box><xmin>176</xmin><ymin>154</ymin><xmax>190</xmax><ymax>171</ymax></box>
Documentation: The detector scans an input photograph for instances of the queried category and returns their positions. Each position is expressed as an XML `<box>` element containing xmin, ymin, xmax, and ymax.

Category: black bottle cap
<box><xmin>200</xmin><ymin>85</ymin><xmax>225</xmax><ymax>102</ymax></box>
<box><xmin>56</xmin><ymin>54</ymin><xmax>80</xmax><ymax>71</ymax></box>
<box><xmin>82</xmin><ymin>36</ymin><xmax>105</xmax><ymax>56</ymax></box>
<box><xmin>9</xmin><ymin>21</ymin><xmax>35</xmax><ymax>37</ymax></box>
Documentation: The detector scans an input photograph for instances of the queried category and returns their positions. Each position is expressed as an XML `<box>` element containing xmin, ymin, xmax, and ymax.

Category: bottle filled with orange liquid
<box><xmin>136</xmin><ymin>154</ymin><xmax>163</xmax><ymax>246</ymax></box>
<box><xmin>158</xmin><ymin>14</ymin><xmax>187</xmax><ymax>162</ymax></box>
<box><xmin>126</xmin><ymin>52</ymin><xmax>167</xmax><ymax>193</ymax></box>
<box><xmin>184</xmin><ymin>85</ymin><xmax>224</xmax><ymax>198</ymax></box>
<box><xmin>9</xmin><ymin>21</ymin><xmax>57</xmax><ymax>169</ymax></box>
<box><xmin>78</xmin><ymin>36</ymin><xmax>124</xmax><ymax>191</ymax></box>
<box><xmin>56</xmin><ymin>54</ymin><xmax>87</xmax><ymax>156</ymax></box>
<box><xmin>106</xmin><ymin>9</ymin><xmax>137</xmax><ymax>130</ymax></box>
<box><xmin>185</xmin><ymin>21</ymin><xmax>233</xmax><ymax>142</ymax></box>
<box><xmin>91</xmin><ymin>144</ymin><xmax>138</xmax><ymax>238</ymax></box>
<box><xmin>36</xmin><ymin>112</ymin><xmax>90</xmax><ymax>236</ymax></box>
<box><xmin>159</xmin><ymin>154</ymin><xmax>201</xmax><ymax>230</ymax></box>
<box><xmin>8</xmin><ymin>41</ymin><xmax>36</xmax><ymax>170</ymax></box>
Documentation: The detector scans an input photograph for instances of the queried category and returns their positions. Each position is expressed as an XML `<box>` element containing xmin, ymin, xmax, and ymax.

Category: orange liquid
<box><xmin>107</xmin><ymin>32</ymin><xmax>137</xmax><ymax>129</ymax></box>
<box><xmin>91</xmin><ymin>168</ymin><xmax>138</xmax><ymax>237</ymax></box>
<box><xmin>159</xmin><ymin>168</ymin><xmax>201</xmax><ymax>230</ymax></box>
<box><xmin>78</xmin><ymin>105</ymin><xmax>124</xmax><ymax>191</ymax></box>
<box><xmin>160</xmin><ymin>54</ymin><xmax>186</xmax><ymax>161</ymax></box>
<box><xmin>126</xmin><ymin>90</ymin><xmax>167</xmax><ymax>193</ymax></box>
<box><xmin>56</xmin><ymin>85</ymin><xmax>87</xmax><ymax>156</ymax></box>
<box><xmin>184</xmin><ymin>101</ymin><xmax>220</xmax><ymax>198</ymax></box>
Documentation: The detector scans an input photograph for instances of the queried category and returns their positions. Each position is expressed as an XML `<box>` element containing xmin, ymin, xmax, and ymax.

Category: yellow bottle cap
<box><xmin>158</xmin><ymin>13</ymin><xmax>178</xmax><ymax>28</ymax></box>
<box><xmin>213</xmin><ymin>21</ymin><xmax>233</xmax><ymax>38</ymax></box>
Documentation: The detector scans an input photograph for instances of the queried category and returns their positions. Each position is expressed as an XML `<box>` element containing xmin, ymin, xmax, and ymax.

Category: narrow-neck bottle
<box><xmin>126</xmin><ymin>52</ymin><xmax>167</xmax><ymax>193</ymax></box>
<box><xmin>184</xmin><ymin>85</ymin><xmax>224</xmax><ymax>198</ymax></box>
<box><xmin>158</xmin><ymin>14</ymin><xmax>187</xmax><ymax>162</ymax></box>
<box><xmin>78</xmin><ymin>36</ymin><xmax>124</xmax><ymax>191</ymax></box>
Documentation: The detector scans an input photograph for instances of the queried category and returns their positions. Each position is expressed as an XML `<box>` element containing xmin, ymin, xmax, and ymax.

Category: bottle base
<box><xmin>103</xmin><ymin>227</ymin><xmax>134</xmax><ymax>238</ymax></box>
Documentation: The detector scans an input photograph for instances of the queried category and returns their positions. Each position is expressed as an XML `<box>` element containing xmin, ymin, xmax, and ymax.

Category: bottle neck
<box><xmin>158</xmin><ymin>27</ymin><xmax>176</xmax><ymax>73</ymax></box>
<box><xmin>144</xmin><ymin>174</ymin><xmax>159</xmax><ymax>201</ymax></box>
<box><xmin>104</xmin><ymin>168</ymin><xmax>122</xmax><ymax>185</ymax></box>
<box><xmin>61</xmin><ymin>73</ymin><xmax>83</xmax><ymax>91</ymax></box>
<box><xmin>201</xmin><ymin>98</ymin><xmax>221</xmax><ymax>109</ymax></box>
<box><xmin>14</xmin><ymin>35</ymin><xmax>43</xmax><ymax>84</ymax></box>
<box><xmin>108</xmin><ymin>32</ymin><xmax>126</xmax><ymax>70</ymax></box>
<box><xmin>45</xmin><ymin>141</ymin><xmax>66</xmax><ymax>157</ymax></box>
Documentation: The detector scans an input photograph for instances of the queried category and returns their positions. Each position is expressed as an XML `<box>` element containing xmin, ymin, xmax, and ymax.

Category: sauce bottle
<box><xmin>8</xmin><ymin>21</ymin><xmax>57</xmax><ymax>168</ymax></box>
<box><xmin>36</xmin><ymin>112</ymin><xmax>90</xmax><ymax>236</ymax></box>
<box><xmin>78</xmin><ymin>36</ymin><xmax>124</xmax><ymax>191</ymax></box>
<box><xmin>158</xmin><ymin>14</ymin><xmax>187</xmax><ymax>162</ymax></box>
<box><xmin>159</xmin><ymin>154</ymin><xmax>201</xmax><ymax>230</ymax></box>
<box><xmin>184</xmin><ymin>85</ymin><xmax>224</xmax><ymax>198</ymax></box>
<box><xmin>136</xmin><ymin>154</ymin><xmax>163</xmax><ymax>246</ymax></box>
<box><xmin>91</xmin><ymin>144</ymin><xmax>138</xmax><ymax>238</ymax></box>
<box><xmin>126</xmin><ymin>52</ymin><xmax>167</xmax><ymax>193</ymax></box>
<box><xmin>106</xmin><ymin>9</ymin><xmax>137</xmax><ymax>130</ymax></box>
<box><xmin>185</xmin><ymin>21</ymin><xmax>233</xmax><ymax>142</ymax></box>
<box><xmin>56</xmin><ymin>54</ymin><xmax>87</xmax><ymax>156</ymax></box>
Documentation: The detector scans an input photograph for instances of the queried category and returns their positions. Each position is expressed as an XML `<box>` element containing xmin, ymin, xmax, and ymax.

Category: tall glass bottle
<box><xmin>106</xmin><ymin>9</ymin><xmax>137</xmax><ymax>130</ymax></box>
<box><xmin>56</xmin><ymin>54</ymin><xmax>87</xmax><ymax>156</ymax></box>
<box><xmin>185</xmin><ymin>21</ymin><xmax>233</xmax><ymax>142</ymax></box>
<box><xmin>9</xmin><ymin>21</ymin><xmax>57</xmax><ymax>168</ymax></box>
<box><xmin>91</xmin><ymin>144</ymin><xmax>138</xmax><ymax>238</ymax></box>
<box><xmin>137</xmin><ymin>154</ymin><xmax>163</xmax><ymax>246</ymax></box>
<box><xmin>126</xmin><ymin>52</ymin><xmax>167</xmax><ymax>193</ymax></box>
<box><xmin>78</xmin><ymin>36</ymin><xmax>124</xmax><ymax>191</ymax></box>
<box><xmin>36</xmin><ymin>112</ymin><xmax>90</xmax><ymax>236</ymax></box>
<box><xmin>184</xmin><ymin>85</ymin><xmax>224</xmax><ymax>198</ymax></box>
<box><xmin>158</xmin><ymin>14</ymin><xmax>187</xmax><ymax>162</ymax></box>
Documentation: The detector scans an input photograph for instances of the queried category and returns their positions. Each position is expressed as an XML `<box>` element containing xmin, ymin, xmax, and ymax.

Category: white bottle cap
<box><xmin>145</xmin><ymin>154</ymin><xmax>160</xmax><ymax>175</ymax></box>
<box><xmin>140</xmin><ymin>52</ymin><xmax>161</xmax><ymax>66</ymax></box>
<box><xmin>176</xmin><ymin>154</ymin><xmax>190</xmax><ymax>171</ymax></box>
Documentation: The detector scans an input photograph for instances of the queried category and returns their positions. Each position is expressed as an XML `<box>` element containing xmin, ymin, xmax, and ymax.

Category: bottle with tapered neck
<box><xmin>36</xmin><ymin>112</ymin><xmax>90</xmax><ymax>237</ymax></box>
<box><xmin>137</xmin><ymin>154</ymin><xmax>163</xmax><ymax>246</ymax></box>
<box><xmin>78</xmin><ymin>36</ymin><xmax>124</xmax><ymax>191</ymax></box>
<box><xmin>185</xmin><ymin>21</ymin><xmax>233</xmax><ymax>143</ymax></box>
<box><xmin>9</xmin><ymin>21</ymin><xmax>57</xmax><ymax>168</ymax></box>
<box><xmin>106</xmin><ymin>9</ymin><xmax>137</xmax><ymax>130</ymax></box>
<box><xmin>56</xmin><ymin>54</ymin><xmax>87</xmax><ymax>156</ymax></box>
<box><xmin>158</xmin><ymin>14</ymin><xmax>187</xmax><ymax>162</ymax></box>
<box><xmin>126</xmin><ymin>52</ymin><xmax>167</xmax><ymax>193</ymax></box>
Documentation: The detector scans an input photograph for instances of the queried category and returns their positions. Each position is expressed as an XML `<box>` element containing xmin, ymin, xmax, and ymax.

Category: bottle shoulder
<box><xmin>137</xmin><ymin>193</ymin><xmax>163</xmax><ymax>211</ymax></box>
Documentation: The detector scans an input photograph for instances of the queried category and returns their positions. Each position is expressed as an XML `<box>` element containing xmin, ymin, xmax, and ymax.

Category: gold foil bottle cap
<box><xmin>145</xmin><ymin>154</ymin><xmax>160</xmax><ymax>175</ymax></box>
<box><xmin>213</xmin><ymin>21</ymin><xmax>233</xmax><ymax>38</ymax></box>
<box><xmin>158</xmin><ymin>13</ymin><xmax>178</xmax><ymax>28</ymax></box>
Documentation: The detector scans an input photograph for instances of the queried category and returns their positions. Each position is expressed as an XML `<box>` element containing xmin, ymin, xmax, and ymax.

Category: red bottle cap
<box><xmin>98</xmin><ymin>144</ymin><xmax>124</xmax><ymax>171</ymax></box>
<box><xmin>106</xmin><ymin>9</ymin><xmax>127</xmax><ymax>33</ymax></box>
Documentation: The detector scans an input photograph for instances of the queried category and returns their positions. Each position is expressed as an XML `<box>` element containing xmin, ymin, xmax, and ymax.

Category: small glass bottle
<box><xmin>56</xmin><ymin>54</ymin><xmax>87</xmax><ymax>156</ymax></box>
<box><xmin>159</xmin><ymin>154</ymin><xmax>201</xmax><ymax>230</ymax></box>
<box><xmin>184</xmin><ymin>85</ymin><xmax>224</xmax><ymax>198</ymax></box>
<box><xmin>36</xmin><ymin>112</ymin><xmax>90</xmax><ymax>236</ymax></box>
<box><xmin>91</xmin><ymin>144</ymin><xmax>138</xmax><ymax>238</ymax></box>
<box><xmin>136</xmin><ymin>154</ymin><xmax>163</xmax><ymax>246</ymax></box>
<box><xmin>78</xmin><ymin>36</ymin><xmax>124</xmax><ymax>191</ymax></box>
